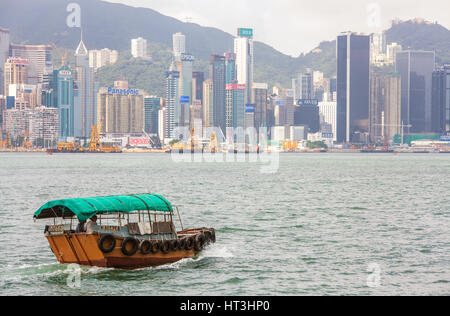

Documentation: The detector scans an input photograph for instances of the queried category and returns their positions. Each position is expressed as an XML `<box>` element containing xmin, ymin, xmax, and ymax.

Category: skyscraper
<box><xmin>3</xmin><ymin>57</ymin><xmax>28</xmax><ymax>95</ymax></box>
<box><xmin>384</xmin><ymin>74</ymin><xmax>402</xmax><ymax>141</ymax></box>
<box><xmin>202</xmin><ymin>79</ymin><xmax>214</xmax><ymax>128</ymax></box>
<box><xmin>176</xmin><ymin>53</ymin><xmax>194</xmax><ymax>127</ymax></box>
<box><xmin>336</xmin><ymin>32</ymin><xmax>370</xmax><ymax>143</ymax></box>
<box><xmin>144</xmin><ymin>96</ymin><xmax>161</xmax><ymax>134</ymax></box>
<box><xmin>192</xmin><ymin>71</ymin><xmax>204</xmax><ymax>104</ymax></box>
<box><xmin>89</xmin><ymin>48</ymin><xmax>118</xmax><ymax>71</ymax></box>
<box><xmin>172</xmin><ymin>33</ymin><xmax>186</xmax><ymax>61</ymax></box>
<box><xmin>225</xmin><ymin>53</ymin><xmax>237</xmax><ymax>84</ymax></box>
<box><xmin>396</xmin><ymin>51</ymin><xmax>435</xmax><ymax>133</ymax></box>
<box><xmin>369</xmin><ymin>73</ymin><xmax>385</xmax><ymax>142</ymax></box>
<box><xmin>432</xmin><ymin>66</ymin><xmax>450</xmax><ymax>134</ymax></box>
<box><xmin>74</xmin><ymin>36</ymin><xmax>96</xmax><ymax>138</ymax></box>
<box><xmin>234</xmin><ymin>28</ymin><xmax>254</xmax><ymax>105</ymax></box>
<box><xmin>226</xmin><ymin>83</ymin><xmax>246</xmax><ymax>128</ymax></box>
<box><xmin>0</xmin><ymin>27</ymin><xmax>10</xmax><ymax>95</ymax></box>
<box><xmin>97</xmin><ymin>82</ymin><xmax>144</xmax><ymax>134</ymax></box>
<box><xmin>9</xmin><ymin>43</ymin><xmax>52</xmax><ymax>86</ymax></box>
<box><xmin>54</xmin><ymin>65</ymin><xmax>75</xmax><ymax>138</ymax></box>
<box><xmin>131</xmin><ymin>37</ymin><xmax>147</xmax><ymax>59</ymax></box>
<box><xmin>252</xmin><ymin>83</ymin><xmax>268</xmax><ymax>129</ymax></box>
<box><xmin>292</xmin><ymin>69</ymin><xmax>314</xmax><ymax>102</ymax></box>
<box><xmin>210</xmin><ymin>55</ymin><xmax>226</xmax><ymax>132</ymax></box>
<box><xmin>166</xmin><ymin>70</ymin><xmax>180</xmax><ymax>138</ymax></box>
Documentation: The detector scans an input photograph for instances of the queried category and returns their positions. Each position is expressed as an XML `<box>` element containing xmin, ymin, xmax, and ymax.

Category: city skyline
<box><xmin>105</xmin><ymin>0</ymin><xmax>450</xmax><ymax>56</ymax></box>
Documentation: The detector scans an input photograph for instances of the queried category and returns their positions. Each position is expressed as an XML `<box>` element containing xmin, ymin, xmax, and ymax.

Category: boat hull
<box><xmin>46</xmin><ymin>232</ymin><xmax>205</xmax><ymax>269</ymax></box>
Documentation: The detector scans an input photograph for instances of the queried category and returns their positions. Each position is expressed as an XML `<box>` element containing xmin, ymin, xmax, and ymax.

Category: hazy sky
<box><xmin>104</xmin><ymin>0</ymin><xmax>450</xmax><ymax>57</ymax></box>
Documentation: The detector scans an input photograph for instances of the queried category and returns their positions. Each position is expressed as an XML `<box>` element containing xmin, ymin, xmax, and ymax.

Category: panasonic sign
<box><xmin>107</xmin><ymin>87</ymin><xmax>140</xmax><ymax>95</ymax></box>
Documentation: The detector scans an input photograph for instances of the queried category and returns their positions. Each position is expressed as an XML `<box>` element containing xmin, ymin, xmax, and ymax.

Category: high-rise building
<box><xmin>225</xmin><ymin>53</ymin><xmax>237</xmax><ymax>84</ymax></box>
<box><xmin>369</xmin><ymin>72</ymin><xmax>403</xmax><ymax>142</ymax></box>
<box><xmin>396</xmin><ymin>51</ymin><xmax>435</xmax><ymax>133</ymax></box>
<box><xmin>3</xmin><ymin>57</ymin><xmax>28</xmax><ymax>95</ymax></box>
<box><xmin>252</xmin><ymin>83</ymin><xmax>268</xmax><ymax>129</ymax></box>
<box><xmin>387</xmin><ymin>43</ymin><xmax>402</xmax><ymax>64</ymax></box>
<box><xmin>89</xmin><ymin>48</ymin><xmax>118</xmax><ymax>71</ymax></box>
<box><xmin>318</xmin><ymin>101</ymin><xmax>337</xmax><ymax>141</ymax></box>
<box><xmin>144</xmin><ymin>96</ymin><xmax>161</xmax><ymax>134</ymax></box>
<box><xmin>432</xmin><ymin>66</ymin><xmax>450</xmax><ymax>134</ymax></box>
<box><xmin>192</xmin><ymin>71</ymin><xmax>204</xmax><ymax>105</ymax></box>
<box><xmin>369</xmin><ymin>73</ymin><xmax>385</xmax><ymax>142</ymax></box>
<box><xmin>225</xmin><ymin>84</ymin><xmax>246</xmax><ymax>128</ymax></box>
<box><xmin>234</xmin><ymin>28</ymin><xmax>254</xmax><ymax>104</ymax></box>
<box><xmin>336</xmin><ymin>32</ymin><xmax>370</xmax><ymax>143</ymax></box>
<box><xmin>97</xmin><ymin>82</ymin><xmax>144</xmax><ymax>134</ymax></box>
<box><xmin>294</xmin><ymin>105</ymin><xmax>320</xmax><ymax>133</ymax></box>
<box><xmin>158</xmin><ymin>107</ymin><xmax>167</xmax><ymax>141</ymax></box>
<box><xmin>9</xmin><ymin>44</ymin><xmax>52</xmax><ymax>86</ymax></box>
<box><xmin>176</xmin><ymin>53</ymin><xmax>194</xmax><ymax>127</ymax></box>
<box><xmin>384</xmin><ymin>74</ymin><xmax>402</xmax><ymax>141</ymax></box>
<box><xmin>54</xmin><ymin>65</ymin><xmax>75</xmax><ymax>138</ymax></box>
<box><xmin>0</xmin><ymin>27</ymin><xmax>10</xmax><ymax>95</ymax></box>
<box><xmin>292</xmin><ymin>69</ymin><xmax>314</xmax><ymax>102</ymax></box>
<box><xmin>172</xmin><ymin>33</ymin><xmax>186</xmax><ymax>61</ymax></box>
<box><xmin>370</xmin><ymin>32</ymin><xmax>387</xmax><ymax>64</ymax></box>
<box><xmin>2</xmin><ymin>106</ymin><xmax>58</xmax><ymax>145</ymax></box>
<box><xmin>74</xmin><ymin>37</ymin><xmax>97</xmax><ymax>138</ymax></box>
<box><xmin>131</xmin><ymin>37</ymin><xmax>147</xmax><ymax>59</ymax></box>
<box><xmin>210</xmin><ymin>55</ymin><xmax>226</xmax><ymax>132</ymax></box>
<box><xmin>165</xmin><ymin>70</ymin><xmax>180</xmax><ymax>138</ymax></box>
<box><xmin>202</xmin><ymin>79</ymin><xmax>214</xmax><ymax>128</ymax></box>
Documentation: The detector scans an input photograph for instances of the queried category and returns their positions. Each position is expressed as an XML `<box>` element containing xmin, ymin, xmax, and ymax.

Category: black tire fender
<box><xmin>121</xmin><ymin>237</ymin><xmax>139</xmax><ymax>256</ymax></box>
<box><xmin>140</xmin><ymin>240</ymin><xmax>152</xmax><ymax>255</ymax></box>
<box><xmin>98</xmin><ymin>234</ymin><xmax>116</xmax><ymax>253</ymax></box>
<box><xmin>185</xmin><ymin>236</ymin><xmax>194</xmax><ymax>251</ymax></box>
<box><xmin>194</xmin><ymin>233</ymin><xmax>206</xmax><ymax>251</ymax></box>
<box><xmin>160</xmin><ymin>240</ymin><xmax>171</xmax><ymax>254</ymax></box>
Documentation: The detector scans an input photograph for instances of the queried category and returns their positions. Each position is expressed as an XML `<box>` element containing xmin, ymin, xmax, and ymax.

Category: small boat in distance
<box><xmin>33</xmin><ymin>194</ymin><xmax>216</xmax><ymax>269</ymax></box>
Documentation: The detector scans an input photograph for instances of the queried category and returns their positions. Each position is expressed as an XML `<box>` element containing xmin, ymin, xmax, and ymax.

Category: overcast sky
<box><xmin>104</xmin><ymin>0</ymin><xmax>450</xmax><ymax>57</ymax></box>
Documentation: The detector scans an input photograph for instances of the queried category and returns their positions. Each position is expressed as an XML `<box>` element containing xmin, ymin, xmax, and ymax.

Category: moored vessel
<box><xmin>33</xmin><ymin>194</ymin><xmax>215</xmax><ymax>269</ymax></box>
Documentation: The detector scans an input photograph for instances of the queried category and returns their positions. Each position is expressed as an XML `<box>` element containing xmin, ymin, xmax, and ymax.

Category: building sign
<box><xmin>180</xmin><ymin>96</ymin><xmax>190</xmax><ymax>103</ymax></box>
<box><xmin>129</xmin><ymin>137</ymin><xmax>150</xmax><ymax>147</ymax></box>
<box><xmin>275</xmin><ymin>100</ymin><xmax>283</xmax><ymax>106</ymax></box>
<box><xmin>245</xmin><ymin>104</ymin><xmax>256</xmax><ymax>113</ymax></box>
<box><xmin>238</xmin><ymin>28</ymin><xmax>253</xmax><ymax>38</ymax></box>
<box><xmin>59</xmin><ymin>70</ymin><xmax>72</xmax><ymax>76</ymax></box>
<box><xmin>226</xmin><ymin>84</ymin><xmax>246</xmax><ymax>90</ymax></box>
<box><xmin>107</xmin><ymin>87</ymin><xmax>140</xmax><ymax>95</ymax></box>
<box><xmin>180</xmin><ymin>53</ymin><xmax>195</xmax><ymax>62</ymax></box>
<box><xmin>297</xmin><ymin>99</ymin><xmax>319</xmax><ymax>106</ymax></box>
<box><xmin>9</xmin><ymin>58</ymin><xmax>29</xmax><ymax>64</ymax></box>
<box><xmin>440</xmin><ymin>135</ymin><xmax>450</xmax><ymax>142</ymax></box>
<box><xmin>322</xmin><ymin>133</ymin><xmax>334</xmax><ymax>139</ymax></box>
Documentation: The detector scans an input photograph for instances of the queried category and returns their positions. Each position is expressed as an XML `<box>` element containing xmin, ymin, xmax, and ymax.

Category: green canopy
<box><xmin>33</xmin><ymin>194</ymin><xmax>173</xmax><ymax>221</ymax></box>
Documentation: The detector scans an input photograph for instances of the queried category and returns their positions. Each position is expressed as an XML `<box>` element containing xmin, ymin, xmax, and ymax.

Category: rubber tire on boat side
<box><xmin>160</xmin><ymin>240</ymin><xmax>171</xmax><ymax>254</ymax></box>
<box><xmin>170</xmin><ymin>239</ymin><xmax>180</xmax><ymax>251</ymax></box>
<box><xmin>140</xmin><ymin>240</ymin><xmax>152</xmax><ymax>255</ymax></box>
<box><xmin>178</xmin><ymin>238</ymin><xmax>187</xmax><ymax>250</ymax></box>
<box><xmin>150</xmin><ymin>241</ymin><xmax>160</xmax><ymax>254</ymax></box>
<box><xmin>121</xmin><ymin>237</ymin><xmax>139</xmax><ymax>256</ymax></box>
<box><xmin>210</xmin><ymin>229</ymin><xmax>216</xmax><ymax>243</ymax></box>
<box><xmin>98</xmin><ymin>234</ymin><xmax>116</xmax><ymax>253</ymax></box>
<box><xmin>194</xmin><ymin>233</ymin><xmax>206</xmax><ymax>251</ymax></box>
<box><xmin>185</xmin><ymin>237</ymin><xmax>194</xmax><ymax>251</ymax></box>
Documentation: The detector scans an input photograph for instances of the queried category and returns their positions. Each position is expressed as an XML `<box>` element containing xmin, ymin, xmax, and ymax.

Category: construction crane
<box><xmin>208</xmin><ymin>132</ymin><xmax>218</xmax><ymax>153</ymax></box>
<box><xmin>89</xmin><ymin>121</ymin><xmax>102</xmax><ymax>152</ymax></box>
<box><xmin>373</xmin><ymin>121</ymin><xmax>412</xmax><ymax>145</ymax></box>
<box><xmin>51</xmin><ymin>43</ymin><xmax>68</xmax><ymax>67</ymax></box>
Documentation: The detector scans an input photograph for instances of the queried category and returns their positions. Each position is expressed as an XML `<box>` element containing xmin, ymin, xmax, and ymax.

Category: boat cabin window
<box><xmin>42</xmin><ymin>209</ymin><xmax>180</xmax><ymax>237</ymax></box>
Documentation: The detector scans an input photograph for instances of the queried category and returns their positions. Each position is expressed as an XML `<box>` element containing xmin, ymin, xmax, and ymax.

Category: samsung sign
<box><xmin>108</xmin><ymin>87</ymin><xmax>140</xmax><ymax>95</ymax></box>
<box><xmin>440</xmin><ymin>135</ymin><xmax>450</xmax><ymax>142</ymax></box>
<box><xmin>297</xmin><ymin>99</ymin><xmax>319</xmax><ymax>106</ymax></box>
<box><xmin>238</xmin><ymin>28</ymin><xmax>253</xmax><ymax>38</ymax></box>
<box><xmin>245</xmin><ymin>104</ymin><xmax>256</xmax><ymax>113</ymax></box>
<box><xmin>180</xmin><ymin>96</ymin><xmax>190</xmax><ymax>103</ymax></box>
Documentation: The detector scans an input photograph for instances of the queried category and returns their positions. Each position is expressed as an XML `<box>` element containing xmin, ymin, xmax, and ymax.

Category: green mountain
<box><xmin>1</xmin><ymin>0</ymin><xmax>450</xmax><ymax>96</ymax></box>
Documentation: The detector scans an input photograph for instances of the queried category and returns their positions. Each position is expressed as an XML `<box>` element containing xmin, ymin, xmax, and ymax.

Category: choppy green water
<box><xmin>0</xmin><ymin>153</ymin><xmax>449</xmax><ymax>296</ymax></box>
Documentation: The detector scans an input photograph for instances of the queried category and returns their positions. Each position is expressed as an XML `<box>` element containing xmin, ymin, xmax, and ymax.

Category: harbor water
<box><xmin>0</xmin><ymin>153</ymin><xmax>449</xmax><ymax>295</ymax></box>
